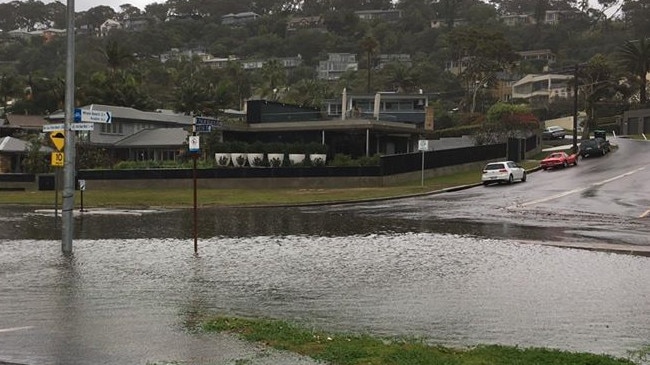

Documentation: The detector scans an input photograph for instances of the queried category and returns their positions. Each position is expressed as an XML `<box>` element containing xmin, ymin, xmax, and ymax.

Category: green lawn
<box><xmin>202</xmin><ymin>316</ymin><xmax>641</xmax><ymax>365</ymax></box>
<box><xmin>0</xmin><ymin>161</ymin><xmax>542</xmax><ymax>208</ymax></box>
<box><xmin>0</xmin><ymin>170</ymin><xmax>485</xmax><ymax>208</ymax></box>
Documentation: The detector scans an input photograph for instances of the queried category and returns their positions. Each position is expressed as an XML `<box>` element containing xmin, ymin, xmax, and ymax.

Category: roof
<box><xmin>47</xmin><ymin>105</ymin><xmax>194</xmax><ymax>126</ymax></box>
<box><xmin>225</xmin><ymin>118</ymin><xmax>435</xmax><ymax>138</ymax></box>
<box><xmin>113</xmin><ymin>128</ymin><xmax>188</xmax><ymax>148</ymax></box>
<box><xmin>4</xmin><ymin>114</ymin><xmax>48</xmax><ymax>129</ymax></box>
<box><xmin>0</xmin><ymin>136</ymin><xmax>52</xmax><ymax>153</ymax></box>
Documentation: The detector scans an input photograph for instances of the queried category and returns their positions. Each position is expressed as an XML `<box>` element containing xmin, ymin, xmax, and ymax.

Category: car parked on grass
<box><xmin>481</xmin><ymin>161</ymin><xmax>527</xmax><ymax>186</ymax></box>
<box><xmin>540</xmin><ymin>151</ymin><xmax>578</xmax><ymax>170</ymax></box>
<box><xmin>542</xmin><ymin>126</ymin><xmax>567</xmax><ymax>140</ymax></box>
<box><xmin>579</xmin><ymin>138</ymin><xmax>609</xmax><ymax>158</ymax></box>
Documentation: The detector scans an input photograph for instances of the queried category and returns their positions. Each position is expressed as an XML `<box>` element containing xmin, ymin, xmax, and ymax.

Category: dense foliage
<box><xmin>0</xmin><ymin>0</ymin><xmax>648</xmax><ymax>128</ymax></box>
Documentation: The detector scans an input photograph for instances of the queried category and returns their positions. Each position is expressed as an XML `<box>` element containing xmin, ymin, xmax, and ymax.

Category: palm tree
<box><xmin>359</xmin><ymin>35</ymin><xmax>379</xmax><ymax>93</ymax></box>
<box><xmin>260</xmin><ymin>59</ymin><xmax>286</xmax><ymax>101</ymax></box>
<box><xmin>617</xmin><ymin>38</ymin><xmax>650</xmax><ymax>104</ymax></box>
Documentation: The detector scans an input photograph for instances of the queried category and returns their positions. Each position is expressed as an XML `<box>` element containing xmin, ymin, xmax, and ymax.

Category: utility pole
<box><xmin>62</xmin><ymin>0</ymin><xmax>76</xmax><ymax>254</ymax></box>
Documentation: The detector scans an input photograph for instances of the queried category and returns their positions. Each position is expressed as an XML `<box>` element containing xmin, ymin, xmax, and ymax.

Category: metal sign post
<box><xmin>418</xmin><ymin>140</ymin><xmax>429</xmax><ymax>187</ymax></box>
<box><xmin>79</xmin><ymin>179</ymin><xmax>86</xmax><ymax>212</ymax></box>
<box><xmin>189</xmin><ymin>123</ymin><xmax>200</xmax><ymax>253</ymax></box>
<box><xmin>61</xmin><ymin>0</ymin><xmax>76</xmax><ymax>254</ymax></box>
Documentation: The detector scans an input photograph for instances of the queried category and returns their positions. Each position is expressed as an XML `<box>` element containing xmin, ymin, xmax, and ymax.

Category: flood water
<box><xmin>1</xmin><ymin>205</ymin><xmax>649</xmax><ymax>364</ymax></box>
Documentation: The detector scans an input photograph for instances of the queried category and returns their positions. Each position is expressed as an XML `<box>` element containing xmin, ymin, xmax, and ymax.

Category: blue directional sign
<box><xmin>74</xmin><ymin>108</ymin><xmax>112</xmax><ymax>123</ymax></box>
<box><xmin>194</xmin><ymin>116</ymin><xmax>222</xmax><ymax>133</ymax></box>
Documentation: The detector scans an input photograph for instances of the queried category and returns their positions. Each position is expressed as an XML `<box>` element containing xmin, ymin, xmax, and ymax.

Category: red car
<box><xmin>540</xmin><ymin>152</ymin><xmax>578</xmax><ymax>170</ymax></box>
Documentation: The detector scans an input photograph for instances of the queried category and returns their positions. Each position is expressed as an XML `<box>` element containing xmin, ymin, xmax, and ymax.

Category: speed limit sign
<box><xmin>51</xmin><ymin>152</ymin><xmax>64</xmax><ymax>167</ymax></box>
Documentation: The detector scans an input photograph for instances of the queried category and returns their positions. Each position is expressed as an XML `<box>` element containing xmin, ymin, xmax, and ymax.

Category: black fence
<box><xmin>16</xmin><ymin>141</ymin><xmax>524</xmax><ymax>190</ymax></box>
<box><xmin>77</xmin><ymin>165</ymin><xmax>383</xmax><ymax>181</ymax></box>
<box><xmin>380</xmin><ymin>143</ymin><xmax>507</xmax><ymax>175</ymax></box>
<box><xmin>0</xmin><ymin>173</ymin><xmax>35</xmax><ymax>182</ymax></box>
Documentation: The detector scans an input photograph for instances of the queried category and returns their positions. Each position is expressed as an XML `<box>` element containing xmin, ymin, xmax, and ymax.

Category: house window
<box><xmin>100</xmin><ymin>122</ymin><xmax>123</xmax><ymax>134</ymax></box>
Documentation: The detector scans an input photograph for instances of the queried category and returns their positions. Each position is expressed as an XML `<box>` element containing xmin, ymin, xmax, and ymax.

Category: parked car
<box><xmin>481</xmin><ymin>161</ymin><xmax>527</xmax><ymax>185</ymax></box>
<box><xmin>579</xmin><ymin>138</ymin><xmax>608</xmax><ymax>158</ymax></box>
<box><xmin>540</xmin><ymin>152</ymin><xmax>578</xmax><ymax>170</ymax></box>
<box><xmin>542</xmin><ymin>126</ymin><xmax>567</xmax><ymax>140</ymax></box>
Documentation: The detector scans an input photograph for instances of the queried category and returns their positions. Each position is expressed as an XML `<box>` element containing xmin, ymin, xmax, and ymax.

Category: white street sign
<box><xmin>74</xmin><ymin>108</ymin><xmax>112</xmax><ymax>123</ymax></box>
<box><xmin>189</xmin><ymin>136</ymin><xmax>200</xmax><ymax>152</ymax></box>
<box><xmin>43</xmin><ymin>124</ymin><xmax>65</xmax><ymax>132</ymax></box>
<box><xmin>71</xmin><ymin>123</ymin><xmax>95</xmax><ymax>131</ymax></box>
<box><xmin>418</xmin><ymin>140</ymin><xmax>431</xmax><ymax>151</ymax></box>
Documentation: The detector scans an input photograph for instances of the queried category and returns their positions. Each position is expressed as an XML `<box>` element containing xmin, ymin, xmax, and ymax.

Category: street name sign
<box><xmin>43</xmin><ymin>124</ymin><xmax>64</xmax><ymax>132</ymax></box>
<box><xmin>74</xmin><ymin>108</ymin><xmax>112</xmax><ymax>123</ymax></box>
<box><xmin>71</xmin><ymin>123</ymin><xmax>95</xmax><ymax>131</ymax></box>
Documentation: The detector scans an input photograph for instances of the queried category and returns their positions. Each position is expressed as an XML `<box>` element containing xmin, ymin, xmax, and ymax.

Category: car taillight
<box><xmin>499</xmin><ymin>169</ymin><xmax>507</xmax><ymax>172</ymax></box>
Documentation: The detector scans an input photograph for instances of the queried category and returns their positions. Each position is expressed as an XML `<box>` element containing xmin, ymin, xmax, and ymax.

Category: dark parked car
<box><xmin>543</xmin><ymin>126</ymin><xmax>566</xmax><ymax>140</ymax></box>
<box><xmin>579</xmin><ymin>138</ymin><xmax>608</xmax><ymax>158</ymax></box>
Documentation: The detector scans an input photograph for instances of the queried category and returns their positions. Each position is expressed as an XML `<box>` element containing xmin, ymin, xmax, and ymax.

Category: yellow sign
<box><xmin>50</xmin><ymin>131</ymin><xmax>65</xmax><ymax>151</ymax></box>
<box><xmin>51</xmin><ymin>152</ymin><xmax>64</xmax><ymax>167</ymax></box>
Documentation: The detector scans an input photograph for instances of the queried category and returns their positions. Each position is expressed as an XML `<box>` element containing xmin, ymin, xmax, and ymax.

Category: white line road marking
<box><xmin>640</xmin><ymin>210</ymin><xmax>650</xmax><ymax>218</ymax></box>
<box><xmin>513</xmin><ymin>166</ymin><xmax>646</xmax><ymax>208</ymax></box>
<box><xmin>0</xmin><ymin>326</ymin><xmax>33</xmax><ymax>333</ymax></box>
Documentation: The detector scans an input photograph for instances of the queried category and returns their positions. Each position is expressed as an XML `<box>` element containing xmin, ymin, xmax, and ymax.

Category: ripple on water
<box><xmin>1</xmin><ymin>233</ymin><xmax>649</xmax><ymax>362</ymax></box>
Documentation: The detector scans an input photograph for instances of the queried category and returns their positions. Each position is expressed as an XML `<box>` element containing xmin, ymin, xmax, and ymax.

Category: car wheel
<box><xmin>521</xmin><ymin>172</ymin><xmax>527</xmax><ymax>182</ymax></box>
<box><xmin>483</xmin><ymin>181</ymin><xmax>490</xmax><ymax>186</ymax></box>
<box><xmin>574</xmin><ymin>159</ymin><xmax>578</xmax><ymax>166</ymax></box>
<box><xmin>508</xmin><ymin>174</ymin><xmax>513</xmax><ymax>184</ymax></box>
<box><xmin>563</xmin><ymin>161</ymin><xmax>568</xmax><ymax>168</ymax></box>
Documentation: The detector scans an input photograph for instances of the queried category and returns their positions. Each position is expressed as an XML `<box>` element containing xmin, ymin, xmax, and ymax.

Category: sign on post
<box><xmin>194</xmin><ymin>117</ymin><xmax>222</xmax><ymax>133</ymax></box>
<box><xmin>50</xmin><ymin>131</ymin><xmax>65</xmax><ymax>151</ymax></box>
<box><xmin>51</xmin><ymin>152</ymin><xmax>64</xmax><ymax>167</ymax></box>
<box><xmin>74</xmin><ymin>108</ymin><xmax>112</xmax><ymax>123</ymax></box>
<box><xmin>78</xmin><ymin>179</ymin><xmax>86</xmax><ymax>191</ymax></box>
<box><xmin>188</xmin><ymin>136</ymin><xmax>200</xmax><ymax>153</ymax></box>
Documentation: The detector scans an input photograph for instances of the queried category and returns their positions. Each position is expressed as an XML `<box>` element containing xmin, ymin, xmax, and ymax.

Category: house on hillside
<box><xmin>287</xmin><ymin>16</ymin><xmax>326</xmax><ymax>32</ymax></box>
<box><xmin>512</xmin><ymin>74</ymin><xmax>573</xmax><ymax>106</ymax></box>
<box><xmin>221</xmin><ymin>12</ymin><xmax>260</xmax><ymax>26</ymax></box>
<box><xmin>99</xmin><ymin>19</ymin><xmax>122</xmax><ymax>37</ymax></box>
<box><xmin>354</xmin><ymin>9</ymin><xmax>402</xmax><ymax>22</ymax></box>
<box><xmin>317</xmin><ymin>53</ymin><xmax>358</xmax><ymax>80</ymax></box>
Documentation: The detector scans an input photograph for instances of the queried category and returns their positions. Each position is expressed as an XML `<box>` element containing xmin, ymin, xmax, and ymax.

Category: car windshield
<box><xmin>581</xmin><ymin>140</ymin><xmax>597</xmax><ymax>147</ymax></box>
<box><xmin>484</xmin><ymin>163</ymin><xmax>505</xmax><ymax>170</ymax></box>
<box><xmin>548</xmin><ymin>153</ymin><xmax>563</xmax><ymax>158</ymax></box>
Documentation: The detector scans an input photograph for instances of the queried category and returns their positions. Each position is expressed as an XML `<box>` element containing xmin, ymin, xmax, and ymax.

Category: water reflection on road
<box><xmin>1</xmin><ymin>206</ymin><xmax>649</xmax><ymax>364</ymax></box>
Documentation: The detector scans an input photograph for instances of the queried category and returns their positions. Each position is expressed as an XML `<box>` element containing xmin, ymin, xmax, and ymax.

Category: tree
<box><xmin>259</xmin><ymin>59</ymin><xmax>286</xmax><ymax>101</ymax></box>
<box><xmin>617</xmin><ymin>37</ymin><xmax>650</xmax><ymax>104</ymax></box>
<box><xmin>23</xmin><ymin>135</ymin><xmax>50</xmax><ymax>174</ymax></box>
<box><xmin>359</xmin><ymin>35</ymin><xmax>379</xmax><ymax>93</ymax></box>
<box><xmin>475</xmin><ymin>102</ymin><xmax>539</xmax><ymax>145</ymax></box>
<box><xmin>0</xmin><ymin>73</ymin><xmax>21</xmax><ymax>114</ymax></box>
<box><xmin>577</xmin><ymin>54</ymin><xmax>622</xmax><ymax>136</ymax></box>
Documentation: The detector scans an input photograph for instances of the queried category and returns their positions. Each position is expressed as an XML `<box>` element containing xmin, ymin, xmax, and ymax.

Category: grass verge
<box><xmin>0</xmin><ymin>170</ymin><xmax>486</xmax><ymax>208</ymax></box>
<box><xmin>0</xmin><ymin>162</ymin><xmax>542</xmax><ymax>208</ymax></box>
<box><xmin>202</xmin><ymin>316</ymin><xmax>636</xmax><ymax>365</ymax></box>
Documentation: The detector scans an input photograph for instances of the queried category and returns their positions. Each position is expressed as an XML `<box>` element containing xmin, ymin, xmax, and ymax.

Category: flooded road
<box><xmin>2</xmin><ymin>137</ymin><xmax>650</xmax><ymax>365</ymax></box>
<box><xmin>1</xmin><ymin>203</ymin><xmax>649</xmax><ymax>364</ymax></box>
